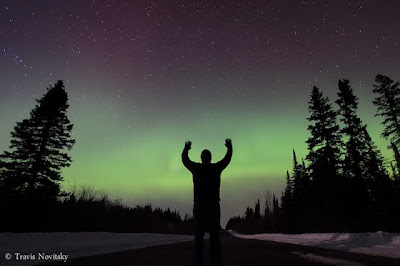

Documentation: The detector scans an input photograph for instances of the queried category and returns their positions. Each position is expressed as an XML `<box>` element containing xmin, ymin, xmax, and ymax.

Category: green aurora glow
<box><xmin>1</xmin><ymin>0</ymin><xmax>400</xmax><ymax>226</ymax></box>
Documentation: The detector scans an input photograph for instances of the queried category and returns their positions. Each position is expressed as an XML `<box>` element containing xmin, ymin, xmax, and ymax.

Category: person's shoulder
<box><xmin>191</xmin><ymin>162</ymin><xmax>202</xmax><ymax>168</ymax></box>
<box><xmin>211</xmin><ymin>162</ymin><xmax>222</xmax><ymax>169</ymax></box>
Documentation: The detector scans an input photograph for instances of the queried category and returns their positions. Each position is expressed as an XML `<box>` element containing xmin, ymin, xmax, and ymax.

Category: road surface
<box><xmin>44</xmin><ymin>231</ymin><xmax>399</xmax><ymax>265</ymax></box>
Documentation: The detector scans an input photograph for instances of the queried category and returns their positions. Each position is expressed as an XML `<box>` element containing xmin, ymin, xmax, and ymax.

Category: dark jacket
<box><xmin>182</xmin><ymin>147</ymin><xmax>232</xmax><ymax>203</ymax></box>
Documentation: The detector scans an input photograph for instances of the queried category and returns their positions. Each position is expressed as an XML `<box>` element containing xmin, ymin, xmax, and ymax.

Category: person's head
<box><xmin>201</xmin><ymin>149</ymin><xmax>212</xmax><ymax>163</ymax></box>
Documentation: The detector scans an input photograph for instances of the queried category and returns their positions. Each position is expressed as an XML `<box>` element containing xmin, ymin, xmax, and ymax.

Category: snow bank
<box><xmin>230</xmin><ymin>231</ymin><xmax>400</xmax><ymax>259</ymax></box>
<box><xmin>0</xmin><ymin>232</ymin><xmax>193</xmax><ymax>266</ymax></box>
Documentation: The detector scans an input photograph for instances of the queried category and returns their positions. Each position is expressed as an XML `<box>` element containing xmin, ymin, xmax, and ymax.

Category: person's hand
<box><xmin>225</xmin><ymin>138</ymin><xmax>232</xmax><ymax>148</ymax></box>
<box><xmin>184</xmin><ymin>141</ymin><xmax>192</xmax><ymax>150</ymax></box>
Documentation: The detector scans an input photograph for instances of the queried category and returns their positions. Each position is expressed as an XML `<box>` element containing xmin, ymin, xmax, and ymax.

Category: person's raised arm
<box><xmin>182</xmin><ymin>141</ymin><xmax>195</xmax><ymax>171</ymax></box>
<box><xmin>216</xmin><ymin>138</ymin><xmax>233</xmax><ymax>170</ymax></box>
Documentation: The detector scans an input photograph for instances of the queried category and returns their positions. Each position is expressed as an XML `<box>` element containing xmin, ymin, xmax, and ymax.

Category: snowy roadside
<box><xmin>0</xmin><ymin>232</ymin><xmax>193</xmax><ymax>266</ymax></box>
<box><xmin>230</xmin><ymin>231</ymin><xmax>400</xmax><ymax>259</ymax></box>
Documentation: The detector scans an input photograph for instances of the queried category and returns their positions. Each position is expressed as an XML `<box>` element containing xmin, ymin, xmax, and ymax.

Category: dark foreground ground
<box><xmin>43</xmin><ymin>231</ymin><xmax>399</xmax><ymax>266</ymax></box>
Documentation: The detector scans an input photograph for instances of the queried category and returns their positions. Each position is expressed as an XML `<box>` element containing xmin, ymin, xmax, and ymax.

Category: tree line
<box><xmin>0</xmin><ymin>80</ymin><xmax>193</xmax><ymax>233</ymax></box>
<box><xmin>227</xmin><ymin>74</ymin><xmax>400</xmax><ymax>233</ymax></box>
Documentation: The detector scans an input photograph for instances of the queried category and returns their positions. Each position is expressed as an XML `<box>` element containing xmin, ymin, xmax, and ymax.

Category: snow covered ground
<box><xmin>0</xmin><ymin>232</ymin><xmax>193</xmax><ymax>266</ymax></box>
<box><xmin>231</xmin><ymin>231</ymin><xmax>400</xmax><ymax>259</ymax></box>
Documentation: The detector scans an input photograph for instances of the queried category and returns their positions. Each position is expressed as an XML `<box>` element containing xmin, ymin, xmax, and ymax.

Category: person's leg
<box><xmin>193</xmin><ymin>202</ymin><xmax>205</xmax><ymax>266</ymax></box>
<box><xmin>209</xmin><ymin>202</ymin><xmax>221</xmax><ymax>266</ymax></box>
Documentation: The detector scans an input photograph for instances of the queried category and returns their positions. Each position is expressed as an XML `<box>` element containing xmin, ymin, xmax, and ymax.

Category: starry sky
<box><xmin>1</xmin><ymin>0</ymin><xmax>400</xmax><ymax>226</ymax></box>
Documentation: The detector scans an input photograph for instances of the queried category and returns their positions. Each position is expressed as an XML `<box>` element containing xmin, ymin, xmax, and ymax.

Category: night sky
<box><xmin>1</xmin><ymin>0</ymin><xmax>400</xmax><ymax>226</ymax></box>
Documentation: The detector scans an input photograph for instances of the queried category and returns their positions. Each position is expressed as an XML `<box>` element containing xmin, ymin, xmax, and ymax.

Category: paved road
<box><xmin>44</xmin><ymin>232</ymin><xmax>399</xmax><ymax>266</ymax></box>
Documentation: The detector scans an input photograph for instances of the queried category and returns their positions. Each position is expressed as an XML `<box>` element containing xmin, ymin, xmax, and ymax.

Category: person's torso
<box><xmin>192</xmin><ymin>163</ymin><xmax>221</xmax><ymax>203</ymax></box>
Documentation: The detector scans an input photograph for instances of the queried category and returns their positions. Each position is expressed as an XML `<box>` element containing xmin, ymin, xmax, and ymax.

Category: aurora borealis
<box><xmin>1</xmin><ymin>0</ymin><xmax>400</xmax><ymax>225</ymax></box>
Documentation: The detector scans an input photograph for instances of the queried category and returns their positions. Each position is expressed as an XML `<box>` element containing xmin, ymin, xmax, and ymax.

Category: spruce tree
<box><xmin>391</xmin><ymin>142</ymin><xmax>400</xmax><ymax>181</ymax></box>
<box><xmin>361</xmin><ymin>127</ymin><xmax>387</xmax><ymax>181</ymax></box>
<box><xmin>0</xmin><ymin>80</ymin><xmax>75</xmax><ymax>199</ymax></box>
<box><xmin>292</xmin><ymin>150</ymin><xmax>304</xmax><ymax>200</ymax></box>
<box><xmin>300</xmin><ymin>158</ymin><xmax>309</xmax><ymax>186</ymax></box>
<box><xmin>245</xmin><ymin>207</ymin><xmax>254</xmax><ymax>220</ymax></box>
<box><xmin>281</xmin><ymin>171</ymin><xmax>293</xmax><ymax>210</ymax></box>
<box><xmin>264</xmin><ymin>204</ymin><xmax>272</xmax><ymax>232</ymax></box>
<box><xmin>306</xmin><ymin>86</ymin><xmax>343</xmax><ymax>231</ymax></box>
<box><xmin>373</xmin><ymin>74</ymin><xmax>400</xmax><ymax>147</ymax></box>
<box><xmin>335</xmin><ymin>79</ymin><xmax>373</xmax><ymax>230</ymax></box>
<box><xmin>306</xmin><ymin>86</ymin><xmax>342</xmax><ymax>181</ymax></box>
<box><xmin>272</xmin><ymin>195</ymin><xmax>280</xmax><ymax>224</ymax></box>
<box><xmin>280</xmin><ymin>170</ymin><xmax>295</xmax><ymax>232</ymax></box>
<box><xmin>254</xmin><ymin>199</ymin><xmax>261</xmax><ymax>219</ymax></box>
<box><xmin>371</xmin><ymin>75</ymin><xmax>400</xmax><ymax>230</ymax></box>
<box><xmin>336</xmin><ymin>80</ymin><xmax>364</xmax><ymax>179</ymax></box>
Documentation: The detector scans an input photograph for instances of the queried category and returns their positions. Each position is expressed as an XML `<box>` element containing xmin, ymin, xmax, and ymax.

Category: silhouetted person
<box><xmin>182</xmin><ymin>139</ymin><xmax>233</xmax><ymax>266</ymax></box>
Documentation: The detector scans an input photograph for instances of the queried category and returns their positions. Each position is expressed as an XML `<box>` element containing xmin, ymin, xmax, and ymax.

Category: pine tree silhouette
<box><xmin>336</xmin><ymin>79</ymin><xmax>374</xmax><ymax>231</ymax></box>
<box><xmin>373</xmin><ymin>74</ymin><xmax>400</xmax><ymax>147</ymax></box>
<box><xmin>245</xmin><ymin>207</ymin><xmax>254</xmax><ymax>220</ymax></box>
<box><xmin>254</xmin><ymin>199</ymin><xmax>261</xmax><ymax>219</ymax></box>
<box><xmin>391</xmin><ymin>142</ymin><xmax>400</xmax><ymax>181</ymax></box>
<box><xmin>306</xmin><ymin>86</ymin><xmax>344</xmax><ymax>231</ymax></box>
<box><xmin>306</xmin><ymin>86</ymin><xmax>342</xmax><ymax>181</ymax></box>
<box><xmin>0</xmin><ymin>80</ymin><xmax>75</xmax><ymax>199</ymax></box>
<box><xmin>281</xmin><ymin>171</ymin><xmax>293</xmax><ymax>211</ymax></box>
